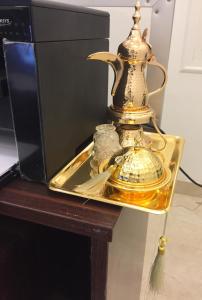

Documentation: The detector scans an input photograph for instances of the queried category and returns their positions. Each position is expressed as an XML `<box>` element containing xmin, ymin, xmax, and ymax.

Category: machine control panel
<box><xmin>0</xmin><ymin>7</ymin><xmax>32</xmax><ymax>42</ymax></box>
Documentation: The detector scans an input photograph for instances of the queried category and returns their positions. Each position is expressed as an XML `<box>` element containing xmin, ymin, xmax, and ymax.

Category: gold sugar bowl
<box><xmin>104</xmin><ymin>146</ymin><xmax>172</xmax><ymax>205</ymax></box>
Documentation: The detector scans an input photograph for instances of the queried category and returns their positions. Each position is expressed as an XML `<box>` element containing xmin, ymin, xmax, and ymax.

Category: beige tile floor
<box><xmin>141</xmin><ymin>193</ymin><xmax>202</xmax><ymax>300</ymax></box>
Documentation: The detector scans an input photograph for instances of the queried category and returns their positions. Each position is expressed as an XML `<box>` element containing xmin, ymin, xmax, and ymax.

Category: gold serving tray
<box><xmin>49</xmin><ymin>132</ymin><xmax>184</xmax><ymax>215</ymax></box>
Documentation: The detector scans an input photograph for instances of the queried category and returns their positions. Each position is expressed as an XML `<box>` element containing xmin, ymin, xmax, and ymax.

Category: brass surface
<box><xmin>150</xmin><ymin>116</ymin><xmax>167</xmax><ymax>152</ymax></box>
<box><xmin>107</xmin><ymin>147</ymin><xmax>171</xmax><ymax>191</ymax></box>
<box><xmin>118</xmin><ymin>125</ymin><xmax>152</xmax><ymax>148</ymax></box>
<box><xmin>88</xmin><ymin>1</ymin><xmax>167</xmax><ymax>123</ymax></box>
<box><xmin>87</xmin><ymin>52</ymin><xmax>124</xmax><ymax>97</ymax></box>
<box><xmin>49</xmin><ymin>132</ymin><xmax>184</xmax><ymax>215</ymax></box>
<box><xmin>109</xmin><ymin>106</ymin><xmax>154</xmax><ymax>125</ymax></box>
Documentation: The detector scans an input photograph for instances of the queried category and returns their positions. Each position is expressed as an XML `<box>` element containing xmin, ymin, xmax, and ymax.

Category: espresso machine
<box><xmin>0</xmin><ymin>0</ymin><xmax>109</xmax><ymax>184</ymax></box>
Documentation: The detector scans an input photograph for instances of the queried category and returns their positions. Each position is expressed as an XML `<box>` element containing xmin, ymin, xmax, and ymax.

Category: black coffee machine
<box><xmin>0</xmin><ymin>0</ymin><xmax>109</xmax><ymax>184</ymax></box>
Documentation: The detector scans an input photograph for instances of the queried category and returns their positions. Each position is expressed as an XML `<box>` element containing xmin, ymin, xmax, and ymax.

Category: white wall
<box><xmin>162</xmin><ymin>0</ymin><xmax>202</xmax><ymax>183</ymax></box>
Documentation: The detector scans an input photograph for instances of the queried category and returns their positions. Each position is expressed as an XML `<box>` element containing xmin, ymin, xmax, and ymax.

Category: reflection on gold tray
<box><xmin>49</xmin><ymin>132</ymin><xmax>184</xmax><ymax>215</ymax></box>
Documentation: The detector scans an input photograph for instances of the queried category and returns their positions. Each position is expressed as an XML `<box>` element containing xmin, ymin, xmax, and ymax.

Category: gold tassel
<box><xmin>149</xmin><ymin>235</ymin><xmax>167</xmax><ymax>293</ymax></box>
<box><xmin>74</xmin><ymin>165</ymin><xmax>115</xmax><ymax>196</ymax></box>
<box><xmin>149</xmin><ymin>212</ymin><xmax>168</xmax><ymax>293</ymax></box>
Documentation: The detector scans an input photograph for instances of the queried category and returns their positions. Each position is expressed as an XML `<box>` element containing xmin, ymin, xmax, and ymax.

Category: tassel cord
<box><xmin>163</xmin><ymin>212</ymin><xmax>168</xmax><ymax>236</ymax></box>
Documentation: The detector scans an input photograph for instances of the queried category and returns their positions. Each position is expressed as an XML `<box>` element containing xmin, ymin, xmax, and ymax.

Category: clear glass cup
<box><xmin>90</xmin><ymin>124</ymin><xmax>122</xmax><ymax>176</ymax></box>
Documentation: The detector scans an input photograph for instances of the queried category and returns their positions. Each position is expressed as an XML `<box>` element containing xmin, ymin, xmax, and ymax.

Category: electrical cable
<box><xmin>145</xmin><ymin>124</ymin><xmax>202</xmax><ymax>188</ymax></box>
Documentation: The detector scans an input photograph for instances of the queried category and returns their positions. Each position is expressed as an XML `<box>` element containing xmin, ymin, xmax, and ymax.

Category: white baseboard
<box><xmin>176</xmin><ymin>180</ymin><xmax>202</xmax><ymax>198</ymax></box>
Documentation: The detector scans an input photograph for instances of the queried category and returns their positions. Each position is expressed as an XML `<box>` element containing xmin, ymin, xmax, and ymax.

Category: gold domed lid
<box><xmin>118</xmin><ymin>1</ymin><xmax>152</xmax><ymax>61</ymax></box>
<box><xmin>109</xmin><ymin>147</ymin><xmax>171</xmax><ymax>192</ymax></box>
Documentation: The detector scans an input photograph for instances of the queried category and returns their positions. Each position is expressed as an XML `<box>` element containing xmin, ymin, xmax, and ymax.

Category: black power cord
<box><xmin>145</xmin><ymin>124</ymin><xmax>202</xmax><ymax>188</ymax></box>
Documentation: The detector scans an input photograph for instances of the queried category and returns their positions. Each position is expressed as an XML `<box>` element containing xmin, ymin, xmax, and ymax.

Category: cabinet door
<box><xmin>162</xmin><ymin>0</ymin><xmax>202</xmax><ymax>183</ymax></box>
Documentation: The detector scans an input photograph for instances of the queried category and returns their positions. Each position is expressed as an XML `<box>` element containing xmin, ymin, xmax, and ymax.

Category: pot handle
<box><xmin>147</xmin><ymin>55</ymin><xmax>168</xmax><ymax>99</ymax></box>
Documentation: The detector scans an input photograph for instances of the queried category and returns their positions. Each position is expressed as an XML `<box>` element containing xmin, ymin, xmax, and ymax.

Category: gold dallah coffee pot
<box><xmin>88</xmin><ymin>1</ymin><xmax>167</xmax><ymax>125</ymax></box>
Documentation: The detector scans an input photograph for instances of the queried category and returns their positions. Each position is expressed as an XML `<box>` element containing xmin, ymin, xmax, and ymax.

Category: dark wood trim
<box><xmin>0</xmin><ymin>179</ymin><xmax>121</xmax><ymax>242</ymax></box>
<box><xmin>91</xmin><ymin>238</ymin><xmax>109</xmax><ymax>300</ymax></box>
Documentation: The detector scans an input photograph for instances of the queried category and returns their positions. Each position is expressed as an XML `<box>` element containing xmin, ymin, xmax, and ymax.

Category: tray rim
<box><xmin>49</xmin><ymin>133</ymin><xmax>185</xmax><ymax>215</ymax></box>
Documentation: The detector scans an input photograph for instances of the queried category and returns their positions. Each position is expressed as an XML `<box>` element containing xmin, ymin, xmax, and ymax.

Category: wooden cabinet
<box><xmin>0</xmin><ymin>179</ymin><xmax>144</xmax><ymax>300</ymax></box>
